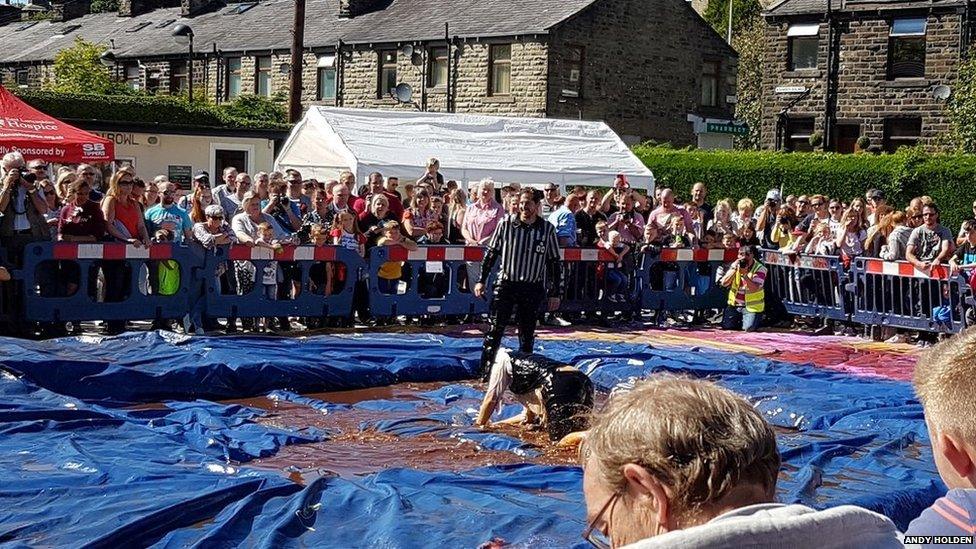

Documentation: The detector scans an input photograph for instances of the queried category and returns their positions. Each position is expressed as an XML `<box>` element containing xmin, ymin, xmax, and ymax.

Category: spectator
<box><xmin>608</xmin><ymin>192</ymin><xmax>645</xmax><ymax>246</ymax></box>
<box><xmin>541</xmin><ymin>183</ymin><xmax>563</xmax><ymax>216</ymax></box>
<box><xmin>353</xmin><ymin>172</ymin><xmax>404</xmax><ymax>219</ymax></box>
<box><xmin>402</xmin><ymin>189</ymin><xmax>438</xmax><ymax>239</ymax></box>
<box><xmin>739</xmin><ymin>221</ymin><xmax>761</xmax><ymax>248</ymax></box>
<box><xmin>734</xmin><ymin>198</ymin><xmax>755</xmax><ymax>235</ymax></box>
<box><xmin>866</xmin><ymin>189</ymin><xmax>887</xmax><ymax>225</ymax></box>
<box><xmin>582</xmin><ymin>376</ymin><xmax>901</xmax><ymax>548</ymax></box>
<box><xmin>211</xmin><ymin>167</ymin><xmax>238</xmax><ymax>212</ymax></box>
<box><xmin>55</xmin><ymin>171</ymin><xmax>77</xmax><ymax>203</ymax></box>
<box><xmin>297</xmin><ymin>187</ymin><xmax>332</xmax><ymax>243</ymax></box>
<box><xmin>689</xmin><ymin>182</ymin><xmax>713</xmax><ymax>225</ymax></box>
<box><xmin>145</xmin><ymin>182</ymin><xmax>193</xmax><ymax>243</ymax></box>
<box><xmin>803</xmin><ymin>218</ymin><xmax>838</xmax><ymax>256</ymax></box>
<box><xmin>142</xmin><ymin>179</ymin><xmax>160</xmax><ymax>210</ymax></box>
<box><xmin>795</xmin><ymin>194</ymin><xmax>811</xmax><ymax>219</ymax></box>
<box><xmin>285</xmin><ymin>169</ymin><xmax>312</xmax><ymax>215</ymax></box>
<box><xmin>796</xmin><ymin>194</ymin><xmax>832</xmax><ymax>236</ymax></box>
<box><xmin>103</xmin><ymin>171</ymin><xmax>151</xmax><ymax>247</ymax></box>
<box><xmin>461</xmin><ymin>178</ymin><xmax>505</xmax><ymax>289</ymax></box>
<box><xmin>575</xmin><ymin>190</ymin><xmax>607</xmax><ymax>247</ymax></box>
<box><xmin>358</xmin><ymin>193</ymin><xmax>398</xmax><ymax>249</ymax></box>
<box><xmin>864</xmin><ymin>205</ymin><xmax>894</xmax><ymax>257</ymax></box>
<box><xmin>685</xmin><ymin>202</ymin><xmax>705</xmax><ymax>243</ymax></box>
<box><xmin>403</xmin><ymin>183</ymin><xmax>416</xmax><ymax>209</ymax></box>
<box><xmin>252</xmin><ymin>171</ymin><xmax>270</xmax><ymax>201</ymax></box>
<box><xmin>769</xmin><ymin>206</ymin><xmax>798</xmax><ymax>250</ymax></box>
<box><xmin>429</xmin><ymin>193</ymin><xmax>448</xmax><ymax>227</ymax></box>
<box><xmin>548</xmin><ymin>194</ymin><xmax>578</xmax><ymax>247</ymax></box>
<box><xmin>665</xmin><ymin>214</ymin><xmax>693</xmax><ymax>248</ymax></box>
<box><xmin>177</xmin><ymin>170</ymin><xmax>210</xmax><ymax>210</ymax></box>
<box><xmin>907</xmin><ymin>203</ymin><xmax>954</xmax><ymax>273</ymax></box>
<box><xmin>323</xmin><ymin>182</ymin><xmax>353</xmax><ymax>227</ymax></box>
<box><xmin>835</xmin><ymin>204</ymin><xmax>868</xmax><ymax>264</ymax></box>
<box><xmin>880</xmin><ymin>211</ymin><xmax>911</xmax><ymax>261</ymax></box>
<box><xmin>75</xmin><ymin>164</ymin><xmax>103</xmax><ymax>202</ymax></box>
<box><xmin>58</xmin><ymin>178</ymin><xmax>106</xmax><ymax>243</ymax></box>
<box><xmin>416</xmin><ymin>157</ymin><xmax>445</xmax><ymax>194</ymax></box>
<box><xmin>754</xmin><ymin>190</ymin><xmax>781</xmax><ymax>249</ymax></box>
<box><xmin>906</xmin><ymin>205</ymin><xmax>924</xmax><ymax>230</ymax></box>
<box><xmin>385</xmin><ymin>176</ymin><xmax>402</xmax><ymax>200</ymax></box>
<box><xmin>707</xmin><ymin>198</ymin><xmax>734</xmax><ymax>236</ymax></box>
<box><xmin>262</xmin><ymin>179</ymin><xmax>302</xmax><ymax>234</ymax></box>
<box><xmin>38</xmin><ymin>177</ymin><xmax>60</xmax><ymax>230</ymax></box>
<box><xmin>192</xmin><ymin>204</ymin><xmax>235</xmax><ymax>249</ymax></box>
<box><xmin>188</xmin><ymin>185</ymin><xmax>216</xmax><ymax>224</ymax></box>
<box><xmin>720</xmin><ymin>245</ymin><xmax>766</xmax><ymax>332</ymax></box>
<box><xmin>505</xmin><ymin>192</ymin><xmax>520</xmax><ymax>215</ymax></box>
<box><xmin>216</xmin><ymin>172</ymin><xmax>250</xmax><ymax>219</ymax></box>
<box><xmin>26</xmin><ymin>158</ymin><xmax>49</xmax><ymax>183</ymax></box>
<box><xmin>907</xmin><ymin>329</ymin><xmax>976</xmax><ymax>542</ymax></box>
<box><xmin>598</xmin><ymin>230</ymin><xmax>630</xmax><ymax>302</ymax></box>
<box><xmin>785</xmin><ymin>194</ymin><xmax>797</xmax><ymax>211</ymax></box>
<box><xmin>950</xmin><ymin>219</ymin><xmax>976</xmax><ymax>277</ymax></box>
<box><xmin>647</xmin><ymin>189</ymin><xmax>690</xmax><ymax>237</ymax></box>
<box><xmin>231</xmin><ymin>193</ymin><xmax>291</xmax><ymax>304</ymax></box>
<box><xmin>445</xmin><ymin>188</ymin><xmax>467</xmax><ymax>244</ymax></box>
<box><xmin>0</xmin><ymin>151</ymin><xmax>49</xmax><ymax>259</ymax></box>
<box><xmin>331</xmin><ymin>210</ymin><xmax>365</xmax><ymax>257</ymax></box>
<box><xmin>828</xmin><ymin>199</ymin><xmax>844</xmax><ymax>224</ymax></box>
<box><xmin>599</xmin><ymin>174</ymin><xmax>630</xmax><ymax>215</ymax></box>
<box><xmin>376</xmin><ymin>220</ymin><xmax>418</xmax><ymax>295</ymax></box>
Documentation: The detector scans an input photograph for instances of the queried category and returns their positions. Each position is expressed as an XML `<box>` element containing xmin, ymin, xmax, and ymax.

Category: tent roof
<box><xmin>274</xmin><ymin>107</ymin><xmax>654</xmax><ymax>189</ymax></box>
<box><xmin>0</xmin><ymin>85</ymin><xmax>114</xmax><ymax>164</ymax></box>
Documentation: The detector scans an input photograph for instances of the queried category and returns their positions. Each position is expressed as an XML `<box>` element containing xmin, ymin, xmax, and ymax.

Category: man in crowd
<box><xmin>866</xmin><ymin>189</ymin><xmax>887</xmax><ymax>225</ymax></box>
<box><xmin>575</xmin><ymin>190</ymin><xmax>607</xmax><ymax>247</ymax></box>
<box><xmin>719</xmin><ymin>244</ymin><xmax>766</xmax><ymax>332</ymax></box>
<box><xmin>178</xmin><ymin>170</ymin><xmax>210</xmax><ymax>210</ymax></box>
<box><xmin>647</xmin><ymin>188</ymin><xmax>690</xmax><ymax>238</ymax></box>
<box><xmin>541</xmin><ymin>183</ymin><xmax>563</xmax><ymax>217</ymax></box>
<box><xmin>689</xmin><ymin>182</ymin><xmax>713</xmax><ymax>225</ymax></box>
<box><xmin>608</xmin><ymin>192</ymin><xmax>645</xmax><ymax>246</ymax></box>
<box><xmin>475</xmin><ymin>189</ymin><xmax>562</xmax><ymax>379</ymax></box>
<box><xmin>906</xmin><ymin>203</ymin><xmax>954</xmax><ymax>273</ymax></box>
<box><xmin>0</xmin><ymin>152</ymin><xmax>48</xmax><ymax>262</ymax></box>
<box><xmin>324</xmin><ymin>182</ymin><xmax>352</xmax><ymax>227</ymax></box>
<box><xmin>353</xmin><ymin>172</ymin><xmax>403</xmax><ymax>218</ymax></box>
<box><xmin>795</xmin><ymin>194</ymin><xmax>832</xmax><ymax>236</ymax></box>
<box><xmin>908</xmin><ymin>327</ymin><xmax>976</xmax><ymax>542</ymax></box>
<box><xmin>220</xmin><ymin>172</ymin><xmax>251</xmax><ymax>218</ymax></box>
<box><xmin>76</xmin><ymin>164</ymin><xmax>102</xmax><ymax>202</ymax></box>
<box><xmin>581</xmin><ymin>376</ymin><xmax>901</xmax><ymax>548</ymax></box>
<box><xmin>285</xmin><ymin>168</ymin><xmax>311</xmax><ymax>214</ymax></box>
<box><xmin>385</xmin><ymin>176</ymin><xmax>402</xmax><ymax>201</ymax></box>
<box><xmin>548</xmin><ymin>194</ymin><xmax>578</xmax><ymax>248</ymax></box>
<box><xmin>145</xmin><ymin>181</ymin><xmax>193</xmax><ymax>243</ymax></box>
<box><xmin>212</xmin><ymin>167</ymin><xmax>238</xmax><ymax>208</ymax></box>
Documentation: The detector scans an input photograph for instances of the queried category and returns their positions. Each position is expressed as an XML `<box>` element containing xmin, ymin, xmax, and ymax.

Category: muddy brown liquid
<box><xmin>223</xmin><ymin>381</ymin><xmax>580</xmax><ymax>483</ymax></box>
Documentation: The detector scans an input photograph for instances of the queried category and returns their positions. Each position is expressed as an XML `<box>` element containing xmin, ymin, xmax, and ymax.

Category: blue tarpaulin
<box><xmin>0</xmin><ymin>331</ymin><xmax>944</xmax><ymax>547</ymax></box>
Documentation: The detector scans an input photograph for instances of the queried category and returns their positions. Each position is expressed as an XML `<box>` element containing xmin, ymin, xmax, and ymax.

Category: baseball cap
<box><xmin>866</xmin><ymin>189</ymin><xmax>885</xmax><ymax>201</ymax></box>
<box><xmin>765</xmin><ymin>189</ymin><xmax>782</xmax><ymax>202</ymax></box>
<box><xmin>193</xmin><ymin>170</ymin><xmax>210</xmax><ymax>181</ymax></box>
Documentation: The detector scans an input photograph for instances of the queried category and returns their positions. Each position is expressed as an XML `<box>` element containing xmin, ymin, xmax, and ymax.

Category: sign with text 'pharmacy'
<box><xmin>706</xmin><ymin>122</ymin><xmax>749</xmax><ymax>136</ymax></box>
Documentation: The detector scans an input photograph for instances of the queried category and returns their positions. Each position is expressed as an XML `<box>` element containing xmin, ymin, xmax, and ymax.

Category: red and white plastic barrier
<box><xmin>658</xmin><ymin>248</ymin><xmax>738</xmax><ymax>262</ymax></box>
<box><xmin>227</xmin><ymin>245</ymin><xmax>339</xmax><ymax>261</ymax></box>
<box><xmin>862</xmin><ymin>259</ymin><xmax>950</xmax><ymax>280</ymax></box>
<box><xmin>561</xmin><ymin>248</ymin><xmax>617</xmax><ymax>262</ymax></box>
<box><xmin>52</xmin><ymin>243</ymin><xmax>173</xmax><ymax>260</ymax></box>
<box><xmin>386</xmin><ymin>246</ymin><xmax>485</xmax><ymax>262</ymax></box>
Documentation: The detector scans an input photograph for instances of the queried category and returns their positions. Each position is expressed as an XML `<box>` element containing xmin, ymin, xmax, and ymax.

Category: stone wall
<box><xmin>762</xmin><ymin>11</ymin><xmax>963</xmax><ymax>151</ymax></box>
<box><xmin>548</xmin><ymin>0</ymin><xmax>738</xmax><ymax>145</ymax></box>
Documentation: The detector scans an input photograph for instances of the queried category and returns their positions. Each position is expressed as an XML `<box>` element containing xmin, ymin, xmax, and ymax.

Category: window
<box><xmin>255</xmin><ymin>56</ymin><xmax>272</xmax><ymax>97</ymax></box>
<box><xmin>224</xmin><ymin>2</ymin><xmax>257</xmax><ymax>14</ymax></box>
<box><xmin>170</xmin><ymin>60</ymin><xmax>188</xmax><ymax>95</ymax></box>
<box><xmin>883</xmin><ymin>118</ymin><xmax>921</xmax><ymax>152</ymax></box>
<box><xmin>317</xmin><ymin>55</ymin><xmax>336</xmax><ymax>101</ymax></box>
<box><xmin>427</xmin><ymin>46</ymin><xmax>448</xmax><ymax>88</ymax></box>
<box><xmin>787</xmin><ymin>23</ymin><xmax>819</xmax><ymax>70</ymax></box>
<box><xmin>378</xmin><ymin>50</ymin><xmax>397</xmax><ymax>98</ymax></box>
<box><xmin>123</xmin><ymin>63</ymin><xmax>141</xmax><ymax>91</ymax></box>
<box><xmin>489</xmin><ymin>44</ymin><xmax>511</xmax><ymax>96</ymax></box>
<box><xmin>126</xmin><ymin>22</ymin><xmax>151</xmax><ymax>33</ymax></box>
<box><xmin>888</xmin><ymin>18</ymin><xmax>926</xmax><ymax>79</ymax></box>
<box><xmin>785</xmin><ymin>117</ymin><xmax>815</xmax><ymax>152</ymax></box>
<box><xmin>562</xmin><ymin>46</ymin><xmax>583</xmax><ymax>97</ymax></box>
<box><xmin>701</xmin><ymin>60</ymin><xmax>720</xmax><ymax>107</ymax></box>
<box><xmin>226</xmin><ymin>57</ymin><xmax>242</xmax><ymax>99</ymax></box>
<box><xmin>15</xmin><ymin>69</ymin><xmax>28</xmax><ymax>87</ymax></box>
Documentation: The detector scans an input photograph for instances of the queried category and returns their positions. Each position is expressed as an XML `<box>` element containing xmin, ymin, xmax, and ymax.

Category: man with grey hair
<box><xmin>1</xmin><ymin>151</ymin><xmax>49</xmax><ymax>256</ymax></box>
<box><xmin>581</xmin><ymin>376</ymin><xmax>902</xmax><ymax>548</ymax></box>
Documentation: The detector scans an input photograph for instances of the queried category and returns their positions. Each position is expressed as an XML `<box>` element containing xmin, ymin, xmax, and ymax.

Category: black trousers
<box><xmin>479</xmin><ymin>281</ymin><xmax>545</xmax><ymax>379</ymax></box>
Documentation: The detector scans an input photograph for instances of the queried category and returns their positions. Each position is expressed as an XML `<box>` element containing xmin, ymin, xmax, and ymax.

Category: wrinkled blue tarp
<box><xmin>0</xmin><ymin>331</ymin><xmax>945</xmax><ymax>546</ymax></box>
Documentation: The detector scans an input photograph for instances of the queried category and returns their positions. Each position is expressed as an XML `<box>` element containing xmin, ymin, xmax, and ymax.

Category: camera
<box><xmin>738</xmin><ymin>258</ymin><xmax>749</xmax><ymax>268</ymax></box>
<box><xmin>8</xmin><ymin>168</ymin><xmax>35</xmax><ymax>184</ymax></box>
<box><xmin>277</xmin><ymin>195</ymin><xmax>291</xmax><ymax>208</ymax></box>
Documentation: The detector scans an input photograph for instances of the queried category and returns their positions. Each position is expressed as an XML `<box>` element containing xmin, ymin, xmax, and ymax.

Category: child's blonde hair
<box><xmin>915</xmin><ymin>327</ymin><xmax>976</xmax><ymax>442</ymax></box>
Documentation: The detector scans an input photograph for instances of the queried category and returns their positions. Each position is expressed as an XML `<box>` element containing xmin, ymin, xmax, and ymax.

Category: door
<box><xmin>835</xmin><ymin>124</ymin><xmax>860</xmax><ymax>154</ymax></box>
<box><xmin>214</xmin><ymin>148</ymin><xmax>248</xmax><ymax>179</ymax></box>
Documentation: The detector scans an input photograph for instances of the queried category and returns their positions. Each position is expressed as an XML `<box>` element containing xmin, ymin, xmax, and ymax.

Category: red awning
<box><xmin>0</xmin><ymin>84</ymin><xmax>114</xmax><ymax>164</ymax></box>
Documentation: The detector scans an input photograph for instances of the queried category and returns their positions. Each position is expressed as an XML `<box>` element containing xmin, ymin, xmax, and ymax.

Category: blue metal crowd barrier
<box><xmin>204</xmin><ymin>244</ymin><xmax>364</xmax><ymax>319</ymax></box>
<box><xmin>637</xmin><ymin>248</ymin><xmax>738</xmax><ymax>313</ymax></box>
<box><xmin>762</xmin><ymin>249</ymin><xmax>851</xmax><ymax>322</ymax></box>
<box><xmin>850</xmin><ymin>257</ymin><xmax>972</xmax><ymax>334</ymax></box>
<box><xmin>367</xmin><ymin>245</ymin><xmax>488</xmax><ymax>317</ymax></box>
<box><xmin>19</xmin><ymin>242</ymin><xmax>204</xmax><ymax>323</ymax></box>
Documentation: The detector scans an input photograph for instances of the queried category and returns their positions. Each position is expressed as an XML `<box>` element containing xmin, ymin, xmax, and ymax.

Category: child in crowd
<box><xmin>739</xmin><ymin>221</ymin><xmax>762</xmax><ymax>247</ymax></box>
<box><xmin>721</xmin><ymin>232</ymin><xmax>738</xmax><ymax>250</ymax></box>
<box><xmin>906</xmin><ymin>328</ymin><xmax>976</xmax><ymax>540</ymax></box>
<box><xmin>666</xmin><ymin>214</ymin><xmax>693</xmax><ymax>248</ymax></box>
<box><xmin>598</xmin><ymin>230</ymin><xmax>631</xmax><ymax>302</ymax></box>
<box><xmin>418</xmin><ymin>222</ymin><xmax>449</xmax><ymax>300</ymax></box>
<box><xmin>803</xmin><ymin>218</ymin><xmax>837</xmax><ymax>256</ymax></box>
<box><xmin>152</xmin><ymin>229</ymin><xmax>180</xmax><ymax>297</ymax></box>
<box><xmin>331</xmin><ymin>211</ymin><xmax>366</xmax><ymax>257</ymax></box>
<box><xmin>685</xmin><ymin>203</ymin><xmax>705</xmax><ymax>243</ymax></box>
<box><xmin>307</xmin><ymin>223</ymin><xmax>334</xmax><ymax>298</ymax></box>
<box><xmin>376</xmin><ymin>220</ymin><xmax>418</xmax><ymax>295</ymax></box>
<box><xmin>255</xmin><ymin>221</ymin><xmax>283</xmax><ymax>332</ymax></box>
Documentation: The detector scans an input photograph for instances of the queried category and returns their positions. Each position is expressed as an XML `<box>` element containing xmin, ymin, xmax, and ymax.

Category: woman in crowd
<box><xmin>445</xmin><ymin>187</ymin><xmax>467</xmax><ymax>244</ymax></box>
<box><xmin>38</xmin><ymin>178</ymin><xmax>60</xmax><ymax>231</ymax></box>
<box><xmin>231</xmin><ymin>193</ymin><xmax>293</xmax><ymax>328</ymax></box>
<box><xmin>103</xmin><ymin>171</ymin><xmax>151</xmax><ymax>247</ymax></box>
<box><xmin>864</xmin><ymin>205</ymin><xmax>894</xmax><ymax>257</ymax></box>
<box><xmin>191</xmin><ymin>204</ymin><xmax>237</xmax><ymax>332</ymax></box>
<box><xmin>835</xmin><ymin>204</ymin><xmax>868</xmax><ymax>262</ymax></box>
<box><xmin>140</xmin><ymin>179</ymin><xmax>160</xmax><ymax>210</ymax></box>
<box><xmin>880</xmin><ymin>211</ymin><xmax>912</xmax><ymax>261</ymax></box>
<box><xmin>906</xmin><ymin>205</ymin><xmax>924</xmax><ymax>230</ymax></box>
<box><xmin>402</xmin><ymin>189</ymin><xmax>438</xmax><ymax>239</ymax></box>
<box><xmin>358</xmin><ymin>194</ymin><xmax>397</xmax><ymax>249</ymax></box>
<box><xmin>739</xmin><ymin>220</ymin><xmax>761</xmax><ymax>248</ymax></box>
<box><xmin>55</xmin><ymin>171</ymin><xmax>76</xmax><ymax>204</ymax></box>
<box><xmin>188</xmin><ymin>185</ymin><xmax>215</xmax><ymax>224</ymax></box>
<box><xmin>461</xmin><ymin>179</ymin><xmax>505</xmax><ymax>291</ymax></box>
<box><xmin>768</xmin><ymin>205</ymin><xmax>798</xmax><ymax>250</ymax></box>
<box><xmin>708</xmin><ymin>198</ymin><xmax>735</xmax><ymax>236</ymax></box>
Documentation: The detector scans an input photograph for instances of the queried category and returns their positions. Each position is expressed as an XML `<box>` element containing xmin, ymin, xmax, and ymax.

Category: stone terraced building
<box><xmin>0</xmin><ymin>0</ymin><xmax>737</xmax><ymax>147</ymax></box>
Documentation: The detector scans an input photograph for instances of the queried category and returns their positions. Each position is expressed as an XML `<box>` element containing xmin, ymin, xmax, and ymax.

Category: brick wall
<box><xmin>548</xmin><ymin>0</ymin><xmax>738</xmax><ymax>145</ymax></box>
<box><xmin>762</xmin><ymin>11</ymin><xmax>963</xmax><ymax>151</ymax></box>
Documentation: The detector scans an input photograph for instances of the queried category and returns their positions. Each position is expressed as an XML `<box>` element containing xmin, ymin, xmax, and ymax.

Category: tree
<box><xmin>704</xmin><ymin>0</ymin><xmax>762</xmax><ymax>40</ymax></box>
<box><xmin>46</xmin><ymin>37</ymin><xmax>120</xmax><ymax>95</ymax></box>
<box><xmin>944</xmin><ymin>50</ymin><xmax>976</xmax><ymax>153</ymax></box>
<box><xmin>90</xmin><ymin>0</ymin><xmax>120</xmax><ymax>13</ymax></box>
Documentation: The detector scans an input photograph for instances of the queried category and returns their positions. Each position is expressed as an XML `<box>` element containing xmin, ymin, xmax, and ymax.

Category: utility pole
<box><xmin>288</xmin><ymin>0</ymin><xmax>306</xmax><ymax>123</ymax></box>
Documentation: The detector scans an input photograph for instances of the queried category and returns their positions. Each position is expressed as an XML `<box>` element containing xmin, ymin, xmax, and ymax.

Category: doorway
<box><xmin>834</xmin><ymin>124</ymin><xmax>861</xmax><ymax>154</ymax></box>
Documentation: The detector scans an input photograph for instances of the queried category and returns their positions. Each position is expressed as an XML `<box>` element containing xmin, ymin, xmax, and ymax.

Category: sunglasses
<box><xmin>32</xmin><ymin>165</ymin><xmax>48</xmax><ymax>170</ymax></box>
<box><xmin>811</xmin><ymin>202</ymin><xmax>824</xmax><ymax>207</ymax></box>
<box><xmin>44</xmin><ymin>190</ymin><xmax>57</xmax><ymax>196</ymax></box>
<box><xmin>162</xmin><ymin>190</ymin><xmax>176</xmax><ymax>196</ymax></box>
<box><xmin>922</xmin><ymin>212</ymin><xmax>936</xmax><ymax>217</ymax></box>
<box><xmin>119</xmin><ymin>179</ymin><xmax>134</xmax><ymax>185</ymax></box>
<box><xmin>798</xmin><ymin>200</ymin><xmax>809</xmax><ymax>205</ymax></box>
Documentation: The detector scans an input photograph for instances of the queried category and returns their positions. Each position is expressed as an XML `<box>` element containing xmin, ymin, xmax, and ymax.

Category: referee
<box><xmin>474</xmin><ymin>188</ymin><xmax>562</xmax><ymax>379</ymax></box>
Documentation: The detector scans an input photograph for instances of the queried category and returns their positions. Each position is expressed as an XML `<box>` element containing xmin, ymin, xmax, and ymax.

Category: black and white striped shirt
<box><xmin>480</xmin><ymin>214</ymin><xmax>561</xmax><ymax>289</ymax></box>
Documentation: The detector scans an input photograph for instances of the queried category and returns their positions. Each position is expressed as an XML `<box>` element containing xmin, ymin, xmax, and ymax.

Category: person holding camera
<box><xmin>0</xmin><ymin>152</ymin><xmax>50</xmax><ymax>259</ymax></box>
<box><xmin>719</xmin><ymin>244</ymin><xmax>767</xmax><ymax>332</ymax></box>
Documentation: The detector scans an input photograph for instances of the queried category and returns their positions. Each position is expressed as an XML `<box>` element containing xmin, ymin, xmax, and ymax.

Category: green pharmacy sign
<box><xmin>706</xmin><ymin>122</ymin><xmax>749</xmax><ymax>136</ymax></box>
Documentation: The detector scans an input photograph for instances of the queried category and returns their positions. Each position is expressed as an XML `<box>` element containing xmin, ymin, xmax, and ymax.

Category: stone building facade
<box><xmin>762</xmin><ymin>0</ymin><xmax>970</xmax><ymax>153</ymax></box>
<box><xmin>0</xmin><ymin>0</ymin><xmax>737</xmax><ymax>146</ymax></box>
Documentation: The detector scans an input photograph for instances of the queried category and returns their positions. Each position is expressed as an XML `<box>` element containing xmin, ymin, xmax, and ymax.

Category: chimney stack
<box><xmin>118</xmin><ymin>0</ymin><xmax>152</xmax><ymax>16</ymax></box>
<box><xmin>181</xmin><ymin>0</ymin><xmax>209</xmax><ymax>16</ymax></box>
<box><xmin>50</xmin><ymin>0</ymin><xmax>91</xmax><ymax>21</ymax></box>
<box><xmin>338</xmin><ymin>0</ymin><xmax>380</xmax><ymax>17</ymax></box>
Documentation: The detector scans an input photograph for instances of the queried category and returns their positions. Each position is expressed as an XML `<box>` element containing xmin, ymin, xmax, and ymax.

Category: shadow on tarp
<box><xmin>0</xmin><ymin>331</ymin><xmax>946</xmax><ymax>541</ymax></box>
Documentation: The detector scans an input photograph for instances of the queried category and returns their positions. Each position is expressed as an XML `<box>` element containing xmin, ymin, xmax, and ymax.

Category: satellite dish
<box><xmin>933</xmin><ymin>85</ymin><xmax>951</xmax><ymax>101</ymax></box>
<box><xmin>400</xmin><ymin>44</ymin><xmax>414</xmax><ymax>57</ymax></box>
<box><xmin>392</xmin><ymin>83</ymin><xmax>413</xmax><ymax>103</ymax></box>
<box><xmin>411</xmin><ymin>51</ymin><xmax>423</xmax><ymax>66</ymax></box>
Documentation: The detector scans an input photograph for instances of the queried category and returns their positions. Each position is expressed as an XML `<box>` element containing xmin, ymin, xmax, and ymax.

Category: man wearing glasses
<box><xmin>144</xmin><ymin>182</ymin><xmax>193</xmax><ymax>243</ymax></box>
<box><xmin>794</xmin><ymin>194</ymin><xmax>833</xmax><ymax>238</ymax></box>
<box><xmin>718</xmin><ymin>245</ymin><xmax>766</xmax><ymax>332</ymax></box>
<box><xmin>75</xmin><ymin>164</ymin><xmax>103</xmax><ymax>202</ymax></box>
<box><xmin>906</xmin><ymin>203</ymin><xmax>953</xmax><ymax>274</ymax></box>
<box><xmin>580</xmin><ymin>376</ymin><xmax>900</xmax><ymax>548</ymax></box>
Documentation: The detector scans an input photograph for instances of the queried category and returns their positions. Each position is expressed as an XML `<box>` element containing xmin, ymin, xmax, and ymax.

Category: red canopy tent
<box><xmin>0</xmin><ymin>84</ymin><xmax>114</xmax><ymax>164</ymax></box>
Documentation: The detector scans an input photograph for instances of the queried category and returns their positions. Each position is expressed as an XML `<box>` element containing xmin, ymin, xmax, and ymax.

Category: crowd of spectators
<box><xmin>2</xmin><ymin>148</ymin><xmax>973</xmax><ymax>339</ymax></box>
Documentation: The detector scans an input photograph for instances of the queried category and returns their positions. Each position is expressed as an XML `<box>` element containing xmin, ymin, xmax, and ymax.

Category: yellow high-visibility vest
<box><xmin>728</xmin><ymin>261</ymin><xmax>765</xmax><ymax>313</ymax></box>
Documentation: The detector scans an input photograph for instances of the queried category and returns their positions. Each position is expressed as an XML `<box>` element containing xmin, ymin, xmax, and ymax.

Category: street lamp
<box><xmin>171</xmin><ymin>23</ymin><xmax>195</xmax><ymax>102</ymax></box>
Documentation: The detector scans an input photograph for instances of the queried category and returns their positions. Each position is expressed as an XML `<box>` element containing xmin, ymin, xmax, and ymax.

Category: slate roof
<box><xmin>0</xmin><ymin>0</ymin><xmax>598</xmax><ymax>63</ymax></box>
<box><xmin>764</xmin><ymin>0</ymin><xmax>966</xmax><ymax>17</ymax></box>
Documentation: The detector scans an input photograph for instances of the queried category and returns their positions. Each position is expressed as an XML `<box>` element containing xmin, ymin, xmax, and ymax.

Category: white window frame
<box><xmin>209</xmin><ymin>142</ymin><xmax>255</xmax><ymax>180</ymax></box>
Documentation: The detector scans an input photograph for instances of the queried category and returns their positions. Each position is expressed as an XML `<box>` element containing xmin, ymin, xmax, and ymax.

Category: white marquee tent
<box><xmin>274</xmin><ymin>107</ymin><xmax>654</xmax><ymax>191</ymax></box>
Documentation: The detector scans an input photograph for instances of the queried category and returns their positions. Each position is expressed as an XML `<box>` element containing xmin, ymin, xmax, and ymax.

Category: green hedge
<box><xmin>634</xmin><ymin>146</ymin><xmax>976</xmax><ymax>230</ymax></box>
<box><xmin>17</xmin><ymin>91</ymin><xmax>289</xmax><ymax>131</ymax></box>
